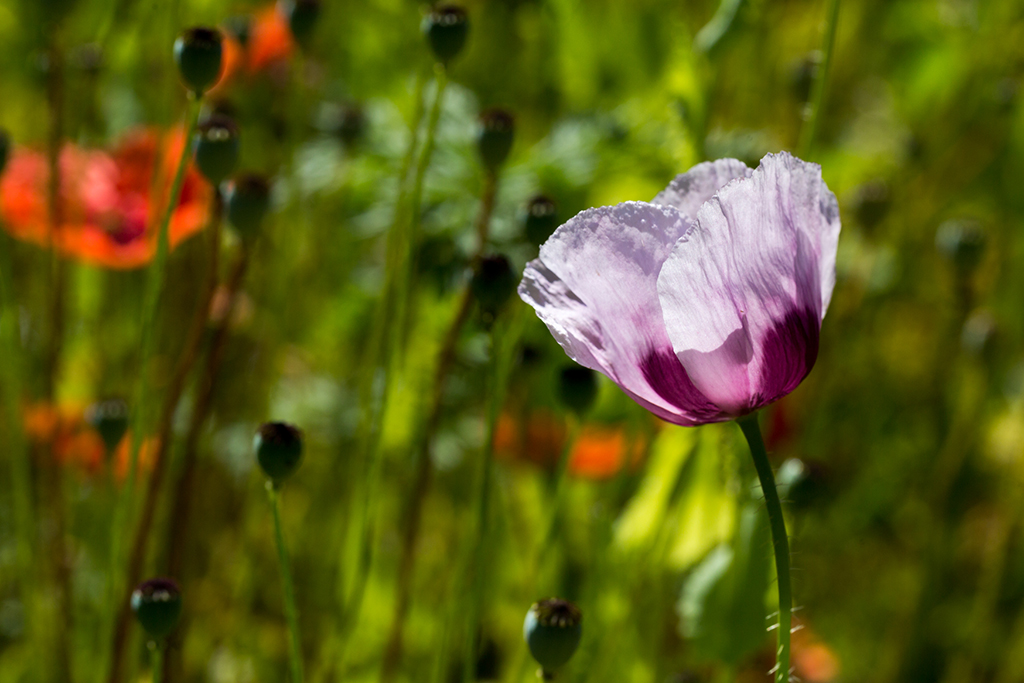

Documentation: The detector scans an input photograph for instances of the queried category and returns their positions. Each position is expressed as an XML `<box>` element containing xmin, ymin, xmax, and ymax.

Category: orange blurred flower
<box><xmin>495</xmin><ymin>410</ymin><xmax>645</xmax><ymax>479</ymax></box>
<box><xmin>219</xmin><ymin>6</ymin><xmax>294</xmax><ymax>86</ymax></box>
<box><xmin>0</xmin><ymin>128</ymin><xmax>211</xmax><ymax>269</ymax></box>
<box><xmin>24</xmin><ymin>401</ymin><xmax>157</xmax><ymax>483</ymax></box>
<box><xmin>25</xmin><ymin>402</ymin><xmax>105</xmax><ymax>476</ymax></box>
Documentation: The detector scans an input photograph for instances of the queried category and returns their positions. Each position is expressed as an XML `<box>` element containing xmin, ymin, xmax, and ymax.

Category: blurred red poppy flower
<box><xmin>0</xmin><ymin>129</ymin><xmax>211</xmax><ymax>268</ymax></box>
<box><xmin>495</xmin><ymin>410</ymin><xmax>645</xmax><ymax>479</ymax></box>
<box><xmin>791</xmin><ymin>626</ymin><xmax>840</xmax><ymax>683</ymax></box>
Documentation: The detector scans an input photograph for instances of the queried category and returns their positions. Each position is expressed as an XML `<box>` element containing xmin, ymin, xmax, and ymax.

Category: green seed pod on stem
<box><xmin>174</xmin><ymin>27</ymin><xmax>224</xmax><ymax>96</ymax></box>
<box><xmin>226</xmin><ymin>174</ymin><xmax>272</xmax><ymax>241</ymax></box>
<box><xmin>131</xmin><ymin>578</ymin><xmax>183</xmax><ymax>640</ymax></box>
<box><xmin>524</xmin><ymin>195</ymin><xmax>557</xmax><ymax>247</ymax></box>
<box><xmin>255</xmin><ymin>422</ymin><xmax>303</xmax><ymax>486</ymax></box>
<box><xmin>422</xmin><ymin>5</ymin><xmax>468</xmax><ymax>65</ymax></box>
<box><xmin>477</xmin><ymin>108</ymin><xmax>514</xmax><ymax>171</ymax></box>
<box><xmin>280</xmin><ymin>0</ymin><xmax>321</xmax><ymax>48</ymax></box>
<box><xmin>86</xmin><ymin>398</ymin><xmax>130</xmax><ymax>454</ymax></box>
<box><xmin>194</xmin><ymin>113</ymin><xmax>239</xmax><ymax>187</ymax></box>
<box><xmin>523</xmin><ymin>598</ymin><xmax>582</xmax><ymax>674</ymax></box>
<box><xmin>471</xmin><ymin>254</ymin><xmax>516</xmax><ymax>321</ymax></box>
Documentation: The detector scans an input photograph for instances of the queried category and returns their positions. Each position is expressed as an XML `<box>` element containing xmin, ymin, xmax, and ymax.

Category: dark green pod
<box><xmin>174</xmin><ymin>27</ymin><xmax>224</xmax><ymax>95</ymax></box>
<box><xmin>254</xmin><ymin>422</ymin><xmax>303</xmax><ymax>485</ymax></box>
<box><xmin>281</xmin><ymin>0</ymin><xmax>321</xmax><ymax>48</ymax></box>
<box><xmin>523</xmin><ymin>599</ymin><xmax>582</xmax><ymax>672</ymax></box>
<box><xmin>0</xmin><ymin>129</ymin><xmax>10</xmax><ymax>177</ymax></box>
<box><xmin>86</xmin><ymin>399</ymin><xmax>130</xmax><ymax>453</ymax></box>
<box><xmin>477</xmin><ymin>108</ymin><xmax>514</xmax><ymax>171</ymax></box>
<box><xmin>471</xmin><ymin>254</ymin><xmax>517</xmax><ymax>319</ymax></box>
<box><xmin>194</xmin><ymin>114</ymin><xmax>239</xmax><ymax>187</ymax></box>
<box><xmin>131</xmin><ymin>578</ymin><xmax>183</xmax><ymax>640</ymax></box>
<box><xmin>422</xmin><ymin>5</ymin><xmax>468</xmax><ymax>65</ymax></box>
<box><xmin>226</xmin><ymin>174</ymin><xmax>272</xmax><ymax>241</ymax></box>
<box><xmin>524</xmin><ymin>195</ymin><xmax>558</xmax><ymax>247</ymax></box>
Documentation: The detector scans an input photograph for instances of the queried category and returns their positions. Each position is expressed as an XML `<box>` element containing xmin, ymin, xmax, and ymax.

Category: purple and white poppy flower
<box><xmin>519</xmin><ymin>152</ymin><xmax>841</xmax><ymax>425</ymax></box>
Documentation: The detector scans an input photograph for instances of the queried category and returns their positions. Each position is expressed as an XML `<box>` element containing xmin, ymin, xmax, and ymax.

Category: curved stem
<box><xmin>269</xmin><ymin>485</ymin><xmax>305</xmax><ymax>683</ymax></box>
<box><xmin>737</xmin><ymin>413</ymin><xmax>791</xmax><ymax>683</ymax></box>
<box><xmin>797</xmin><ymin>0</ymin><xmax>841</xmax><ymax>157</ymax></box>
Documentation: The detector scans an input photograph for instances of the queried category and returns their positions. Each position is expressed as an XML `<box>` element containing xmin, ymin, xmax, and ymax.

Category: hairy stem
<box><xmin>269</xmin><ymin>485</ymin><xmax>305</xmax><ymax>683</ymax></box>
<box><xmin>737</xmin><ymin>413</ymin><xmax>791</xmax><ymax>683</ymax></box>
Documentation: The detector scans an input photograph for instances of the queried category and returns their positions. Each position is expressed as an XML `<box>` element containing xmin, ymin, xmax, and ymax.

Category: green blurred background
<box><xmin>1</xmin><ymin>0</ymin><xmax>1023</xmax><ymax>682</ymax></box>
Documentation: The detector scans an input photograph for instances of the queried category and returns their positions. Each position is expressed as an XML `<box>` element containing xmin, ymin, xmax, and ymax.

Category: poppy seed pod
<box><xmin>936</xmin><ymin>218</ymin><xmax>986</xmax><ymax>274</ymax></box>
<box><xmin>174</xmin><ymin>27</ymin><xmax>224</xmax><ymax>95</ymax></box>
<box><xmin>254</xmin><ymin>422</ymin><xmax>303</xmax><ymax>485</ymax></box>
<box><xmin>523</xmin><ymin>599</ymin><xmax>582</xmax><ymax>673</ymax></box>
<box><xmin>226</xmin><ymin>174</ymin><xmax>272</xmax><ymax>240</ymax></box>
<box><xmin>0</xmin><ymin>129</ymin><xmax>9</xmax><ymax>177</ymax></box>
<box><xmin>194</xmin><ymin>114</ymin><xmax>239</xmax><ymax>187</ymax></box>
<box><xmin>471</xmin><ymin>255</ymin><xmax>517</xmax><ymax>318</ymax></box>
<box><xmin>280</xmin><ymin>0</ymin><xmax>321</xmax><ymax>48</ymax></box>
<box><xmin>477</xmin><ymin>109</ymin><xmax>514</xmax><ymax>171</ymax></box>
<box><xmin>86</xmin><ymin>399</ymin><xmax>130</xmax><ymax>453</ymax></box>
<box><xmin>557</xmin><ymin>366</ymin><xmax>598</xmax><ymax>416</ymax></box>
<box><xmin>131</xmin><ymin>578</ymin><xmax>183</xmax><ymax>640</ymax></box>
<box><xmin>524</xmin><ymin>195</ymin><xmax>558</xmax><ymax>248</ymax></box>
<box><xmin>422</xmin><ymin>5</ymin><xmax>468</xmax><ymax>65</ymax></box>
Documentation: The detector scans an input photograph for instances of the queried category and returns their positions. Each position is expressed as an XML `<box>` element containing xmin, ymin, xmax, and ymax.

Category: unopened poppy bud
<box><xmin>254</xmin><ymin>422</ymin><xmax>303</xmax><ymax>485</ymax></box>
<box><xmin>557</xmin><ymin>366</ymin><xmax>598</xmax><ymax>416</ymax></box>
<box><xmin>226</xmin><ymin>174</ymin><xmax>271</xmax><ymax>240</ymax></box>
<box><xmin>131</xmin><ymin>578</ymin><xmax>182</xmax><ymax>640</ymax></box>
<box><xmin>279</xmin><ymin>0</ymin><xmax>320</xmax><ymax>48</ymax></box>
<box><xmin>523</xmin><ymin>599</ymin><xmax>582</xmax><ymax>673</ymax></box>
<box><xmin>0</xmin><ymin>129</ymin><xmax>9</xmax><ymax>177</ymax></box>
<box><xmin>194</xmin><ymin>114</ymin><xmax>239</xmax><ymax>187</ymax></box>
<box><xmin>524</xmin><ymin>195</ymin><xmax>557</xmax><ymax>247</ymax></box>
<box><xmin>471</xmin><ymin>254</ymin><xmax>516</xmax><ymax>318</ymax></box>
<box><xmin>477</xmin><ymin>109</ymin><xmax>514</xmax><ymax>170</ymax></box>
<box><xmin>174</xmin><ymin>27</ymin><xmax>224</xmax><ymax>95</ymax></box>
<box><xmin>422</xmin><ymin>5</ymin><xmax>468</xmax><ymax>65</ymax></box>
<box><xmin>936</xmin><ymin>218</ymin><xmax>986</xmax><ymax>273</ymax></box>
<box><xmin>86</xmin><ymin>399</ymin><xmax>129</xmax><ymax>453</ymax></box>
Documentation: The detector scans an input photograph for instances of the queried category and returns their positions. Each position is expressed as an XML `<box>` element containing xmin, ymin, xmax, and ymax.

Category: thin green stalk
<box><xmin>532</xmin><ymin>419</ymin><xmax>581</xmax><ymax>591</ymax></box>
<box><xmin>269</xmin><ymin>484</ymin><xmax>305</xmax><ymax>683</ymax></box>
<box><xmin>331</xmin><ymin>65</ymin><xmax>435</xmax><ymax>673</ymax></box>
<box><xmin>461</xmin><ymin>313</ymin><xmax>520</xmax><ymax>683</ymax></box>
<box><xmin>737</xmin><ymin>413</ymin><xmax>791</xmax><ymax>683</ymax></box>
<box><xmin>105</xmin><ymin>95</ymin><xmax>202</xmax><ymax>683</ymax></box>
<box><xmin>150</xmin><ymin>642</ymin><xmax>164</xmax><ymax>683</ymax></box>
<box><xmin>797</xmin><ymin>0</ymin><xmax>841</xmax><ymax>157</ymax></box>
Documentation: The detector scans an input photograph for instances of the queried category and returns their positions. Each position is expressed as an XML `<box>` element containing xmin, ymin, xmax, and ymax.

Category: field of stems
<box><xmin>0</xmin><ymin>1</ymin><xmax>1023</xmax><ymax>682</ymax></box>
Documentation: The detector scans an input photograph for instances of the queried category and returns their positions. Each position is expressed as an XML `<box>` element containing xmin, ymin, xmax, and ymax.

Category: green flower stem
<box><xmin>737</xmin><ymin>413</ymin><xmax>791</xmax><ymax>683</ymax></box>
<box><xmin>269</xmin><ymin>484</ymin><xmax>305</xmax><ymax>683</ymax></box>
<box><xmin>532</xmin><ymin>419</ymin><xmax>582</xmax><ymax>590</ymax></box>
<box><xmin>797</xmin><ymin>0</ymin><xmax>841</xmax><ymax>157</ymax></box>
<box><xmin>380</xmin><ymin>154</ymin><xmax>503</xmax><ymax>683</ymax></box>
<box><xmin>106</xmin><ymin>95</ymin><xmax>202</xmax><ymax>683</ymax></box>
<box><xmin>461</xmin><ymin>312</ymin><xmax>522</xmax><ymax>683</ymax></box>
<box><xmin>332</xmin><ymin>65</ymin><xmax>440</xmax><ymax>675</ymax></box>
<box><xmin>151</xmin><ymin>642</ymin><xmax>164</xmax><ymax>683</ymax></box>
